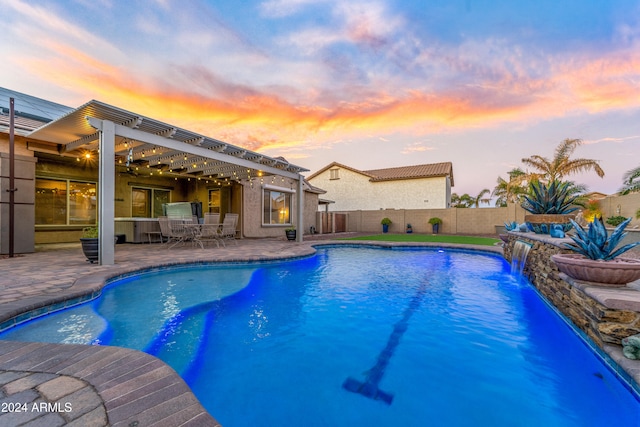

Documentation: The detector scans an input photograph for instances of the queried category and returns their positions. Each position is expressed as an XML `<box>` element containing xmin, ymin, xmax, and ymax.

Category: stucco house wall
<box><xmin>241</xmin><ymin>179</ymin><xmax>321</xmax><ymax>238</ymax></box>
<box><xmin>308</xmin><ymin>162</ymin><xmax>452</xmax><ymax>211</ymax></box>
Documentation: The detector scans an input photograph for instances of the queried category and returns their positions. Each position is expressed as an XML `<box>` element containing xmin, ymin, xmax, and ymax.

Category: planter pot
<box><xmin>80</xmin><ymin>238</ymin><xmax>99</xmax><ymax>263</ymax></box>
<box><xmin>382</xmin><ymin>224</ymin><xmax>389</xmax><ymax>233</ymax></box>
<box><xmin>285</xmin><ymin>230</ymin><xmax>296</xmax><ymax>241</ymax></box>
<box><xmin>551</xmin><ymin>253</ymin><xmax>640</xmax><ymax>286</ymax></box>
<box><xmin>431</xmin><ymin>223</ymin><xmax>440</xmax><ymax>234</ymax></box>
<box><xmin>525</xmin><ymin>214</ymin><xmax>574</xmax><ymax>234</ymax></box>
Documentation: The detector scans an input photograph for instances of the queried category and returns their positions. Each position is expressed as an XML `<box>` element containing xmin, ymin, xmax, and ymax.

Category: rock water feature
<box><xmin>511</xmin><ymin>240</ymin><xmax>532</xmax><ymax>277</ymax></box>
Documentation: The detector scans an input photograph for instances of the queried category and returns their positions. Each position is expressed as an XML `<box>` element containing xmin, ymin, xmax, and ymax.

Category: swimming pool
<box><xmin>1</xmin><ymin>246</ymin><xmax>639</xmax><ymax>426</ymax></box>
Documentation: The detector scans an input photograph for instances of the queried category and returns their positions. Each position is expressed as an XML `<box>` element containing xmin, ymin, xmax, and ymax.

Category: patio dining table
<box><xmin>182</xmin><ymin>223</ymin><xmax>226</xmax><ymax>249</ymax></box>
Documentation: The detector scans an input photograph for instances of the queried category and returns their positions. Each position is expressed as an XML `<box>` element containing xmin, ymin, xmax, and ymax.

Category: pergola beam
<box><xmin>87</xmin><ymin>116</ymin><xmax>301</xmax><ymax>180</ymax></box>
<box><xmin>60</xmin><ymin>132</ymin><xmax>99</xmax><ymax>153</ymax></box>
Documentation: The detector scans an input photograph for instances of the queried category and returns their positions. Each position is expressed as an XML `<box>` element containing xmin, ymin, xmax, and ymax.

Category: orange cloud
<box><xmin>17</xmin><ymin>31</ymin><xmax>640</xmax><ymax>157</ymax></box>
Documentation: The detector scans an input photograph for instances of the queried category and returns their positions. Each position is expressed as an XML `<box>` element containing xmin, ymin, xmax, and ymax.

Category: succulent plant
<box><xmin>564</xmin><ymin>217</ymin><xmax>640</xmax><ymax>261</ymax></box>
<box><xmin>521</xmin><ymin>180</ymin><xmax>580</xmax><ymax>215</ymax></box>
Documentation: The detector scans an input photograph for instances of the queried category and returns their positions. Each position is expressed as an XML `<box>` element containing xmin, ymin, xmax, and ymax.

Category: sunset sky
<box><xmin>1</xmin><ymin>0</ymin><xmax>639</xmax><ymax>199</ymax></box>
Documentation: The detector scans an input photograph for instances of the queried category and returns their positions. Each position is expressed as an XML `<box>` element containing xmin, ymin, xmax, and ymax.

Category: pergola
<box><xmin>28</xmin><ymin>100</ymin><xmax>308</xmax><ymax>264</ymax></box>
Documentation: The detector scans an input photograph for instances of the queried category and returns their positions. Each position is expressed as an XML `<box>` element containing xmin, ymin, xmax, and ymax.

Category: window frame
<box><xmin>131</xmin><ymin>186</ymin><xmax>171</xmax><ymax>218</ymax></box>
<box><xmin>35</xmin><ymin>177</ymin><xmax>97</xmax><ymax>227</ymax></box>
<box><xmin>261</xmin><ymin>185</ymin><xmax>295</xmax><ymax>226</ymax></box>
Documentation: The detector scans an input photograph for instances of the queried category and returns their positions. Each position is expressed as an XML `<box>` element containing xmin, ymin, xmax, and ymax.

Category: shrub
<box><xmin>82</xmin><ymin>226</ymin><xmax>99</xmax><ymax>238</ymax></box>
<box><xmin>605</xmin><ymin>216</ymin><xmax>627</xmax><ymax>227</ymax></box>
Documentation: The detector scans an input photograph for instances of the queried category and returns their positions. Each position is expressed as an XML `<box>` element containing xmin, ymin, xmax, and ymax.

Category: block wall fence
<box><xmin>332</xmin><ymin>192</ymin><xmax>640</xmax><ymax>235</ymax></box>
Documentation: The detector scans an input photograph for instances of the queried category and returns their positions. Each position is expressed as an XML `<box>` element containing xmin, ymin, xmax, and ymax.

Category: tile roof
<box><xmin>307</xmin><ymin>161</ymin><xmax>454</xmax><ymax>185</ymax></box>
<box><xmin>364</xmin><ymin>162</ymin><xmax>453</xmax><ymax>184</ymax></box>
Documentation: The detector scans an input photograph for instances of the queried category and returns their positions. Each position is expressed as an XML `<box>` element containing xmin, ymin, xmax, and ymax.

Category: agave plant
<box><xmin>521</xmin><ymin>180</ymin><xmax>580</xmax><ymax>215</ymax></box>
<box><xmin>564</xmin><ymin>217</ymin><xmax>640</xmax><ymax>261</ymax></box>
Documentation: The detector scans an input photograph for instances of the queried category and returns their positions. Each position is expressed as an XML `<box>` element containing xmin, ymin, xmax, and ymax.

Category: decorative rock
<box><xmin>622</xmin><ymin>334</ymin><xmax>640</xmax><ymax>359</ymax></box>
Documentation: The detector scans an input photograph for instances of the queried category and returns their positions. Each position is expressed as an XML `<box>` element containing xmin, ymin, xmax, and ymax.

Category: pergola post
<box><xmin>98</xmin><ymin>120</ymin><xmax>115</xmax><ymax>265</ymax></box>
<box><xmin>297</xmin><ymin>174</ymin><xmax>304</xmax><ymax>242</ymax></box>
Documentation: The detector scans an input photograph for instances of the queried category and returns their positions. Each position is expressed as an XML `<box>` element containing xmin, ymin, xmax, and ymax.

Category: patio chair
<box><xmin>220</xmin><ymin>213</ymin><xmax>239</xmax><ymax>245</ymax></box>
<box><xmin>158</xmin><ymin>216</ymin><xmax>180</xmax><ymax>247</ymax></box>
<box><xmin>193</xmin><ymin>223</ymin><xmax>226</xmax><ymax>249</ymax></box>
<box><xmin>163</xmin><ymin>218</ymin><xmax>194</xmax><ymax>248</ymax></box>
<box><xmin>204</xmin><ymin>213</ymin><xmax>220</xmax><ymax>225</ymax></box>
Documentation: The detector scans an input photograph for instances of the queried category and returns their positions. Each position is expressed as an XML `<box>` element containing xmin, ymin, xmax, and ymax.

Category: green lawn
<box><xmin>339</xmin><ymin>233</ymin><xmax>501</xmax><ymax>246</ymax></box>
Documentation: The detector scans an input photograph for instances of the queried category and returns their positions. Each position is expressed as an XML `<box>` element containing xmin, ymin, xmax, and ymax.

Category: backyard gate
<box><xmin>320</xmin><ymin>212</ymin><xmax>347</xmax><ymax>234</ymax></box>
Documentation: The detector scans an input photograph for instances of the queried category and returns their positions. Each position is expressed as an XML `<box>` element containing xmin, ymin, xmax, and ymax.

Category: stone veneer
<box><xmin>503</xmin><ymin>232</ymin><xmax>640</xmax><ymax>348</ymax></box>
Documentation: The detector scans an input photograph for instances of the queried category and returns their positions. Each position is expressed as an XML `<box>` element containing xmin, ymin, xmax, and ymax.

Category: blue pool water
<box><xmin>1</xmin><ymin>246</ymin><xmax>639</xmax><ymax>426</ymax></box>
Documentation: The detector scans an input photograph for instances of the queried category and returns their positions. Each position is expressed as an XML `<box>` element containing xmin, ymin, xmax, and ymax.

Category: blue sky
<box><xmin>1</xmin><ymin>0</ymin><xmax>639</xmax><ymax>198</ymax></box>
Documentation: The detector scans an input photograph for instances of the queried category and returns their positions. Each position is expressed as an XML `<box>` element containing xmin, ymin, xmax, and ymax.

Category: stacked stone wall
<box><xmin>504</xmin><ymin>233</ymin><xmax>640</xmax><ymax>348</ymax></box>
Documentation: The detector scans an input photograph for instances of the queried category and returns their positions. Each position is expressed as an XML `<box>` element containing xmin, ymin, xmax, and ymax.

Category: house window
<box><xmin>132</xmin><ymin>187</ymin><xmax>170</xmax><ymax>218</ymax></box>
<box><xmin>263</xmin><ymin>188</ymin><xmax>292</xmax><ymax>225</ymax></box>
<box><xmin>330</xmin><ymin>168</ymin><xmax>340</xmax><ymax>180</ymax></box>
<box><xmin>35</xmin><ymin>178</ymin><xmax>97</xmax><ymax>225</ymax></box>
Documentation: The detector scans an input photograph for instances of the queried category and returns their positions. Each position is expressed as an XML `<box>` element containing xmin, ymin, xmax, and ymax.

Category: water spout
<box><xmin>511</xmin><ymin>240</ymin><xmax>532</xmax><ymax>277</ymax></box>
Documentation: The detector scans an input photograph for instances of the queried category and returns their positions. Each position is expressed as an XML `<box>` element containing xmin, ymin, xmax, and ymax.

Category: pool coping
<box><xmin>1</xmin><ymin>239</ymin><xmax>638</xmax><ymax>424</ymax></box>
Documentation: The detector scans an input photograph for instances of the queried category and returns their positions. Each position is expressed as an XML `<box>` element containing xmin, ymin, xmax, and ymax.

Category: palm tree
<box><xmin>521</xmin><ymin>138</ymin><xmax>605</xmax><ymax>183</ymax></box>
<box><xmin>451</xmin><ymin>193</ymin><xmax>473</xmax><ymax>208</ymax></box>
<box><xmin>492</xmin><ymin>168</ymin><xmax>528</xmax><ymax>207</ymax></box>
<box><xmin>620</xmin><ymin>165</ymin><xmax>640</xmax><ymax>195</ymax></box>
<box><xmin>471</xmin><ymin>189</ymin><xmax>491</xmax><ymax>208</ymax></box>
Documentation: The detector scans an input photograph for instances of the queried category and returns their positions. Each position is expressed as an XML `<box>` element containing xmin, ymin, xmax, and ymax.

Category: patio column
<box><xmin>297</xmin><ymin>174</ymin><xmax>304</xmax><ymax>242</ymax></box>
<box><xmin>98</xmin><ymin>120</ymin><xmax>115</xmax><ymax>265</ymax></box>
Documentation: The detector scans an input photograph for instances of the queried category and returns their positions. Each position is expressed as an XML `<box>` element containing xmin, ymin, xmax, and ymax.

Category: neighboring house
<box><xmin>0</xmin><ymin>87</ymin><xmax>323</xmax><ymax>255</ymax></box>
<box><xmin>306</xmin><ymin>161</ymin><xmax>454</xmax><ymax>211</ymax></box>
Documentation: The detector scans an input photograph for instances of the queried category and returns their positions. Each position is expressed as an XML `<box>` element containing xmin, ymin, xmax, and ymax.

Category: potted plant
<box><xmin>551</xmin><ymin>217</ymin><xmax>640</xmax><ymax>286</ymax></box>
<box><xmin>521</xmin><ymin>180</ymin><xmax>579</xmax><ymax>234</ymax></box>
<box><xmin>381</xmin><ymin>218</ymin><xmax>392</xmax><ymax>233</ymax></box>
<box><xmin>428</xmin><ymin>217</ymin><xmax>442</xmax><ymax>234</ymax></box>
<box><xmin>406</xmin><ymin>223</ymin><xmax>413</xmax><ymax>234</ymax></box>
<box><xmin>80</xmin><ymin>226</ymin><xmax>99</xmax><ymax>263</ymax></box>
<box><xmin>285</xmin><ymin>226</ymin><xmax>296</xmax><ymax>241</ymax></box>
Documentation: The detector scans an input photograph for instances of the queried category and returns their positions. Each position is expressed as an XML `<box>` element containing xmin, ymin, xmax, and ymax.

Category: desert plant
<box><xmin>564</xmin><ymin>218</ymin><xmax>640</xmax><ymax>261</ymax></box>
<box><xmin>428</xmin><ymin>217</ymin><xmax>442</xmax><ymax>225</ymax></box>
<box><xmin>605</xmin><ymin>216</ymin><xmax>627</xmax><ymax>227</ymax></box>
<box><xmin>381</xmin><ymin>218</ymin><xmax>392</xmax><ymax>226</ymax></box>
<box><xmin>521</xmin><ymin>180</ymin><xmax>580</xmax><ymax>215</ymax></box>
